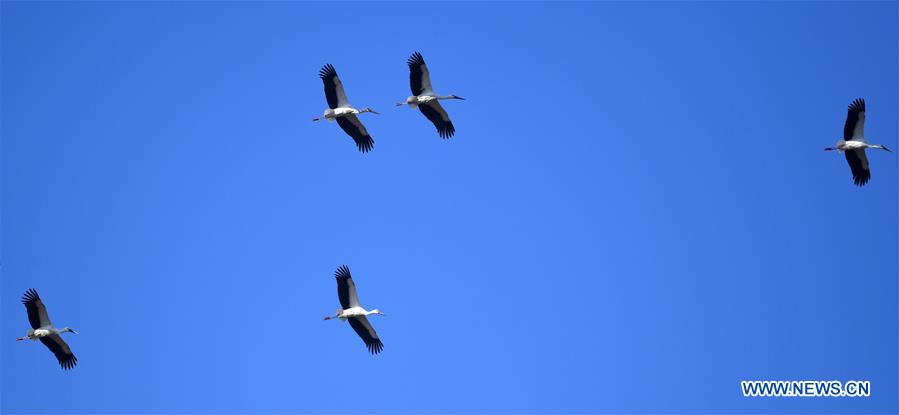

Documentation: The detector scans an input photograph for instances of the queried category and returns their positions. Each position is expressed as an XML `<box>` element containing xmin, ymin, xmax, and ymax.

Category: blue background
<box><xmin>2</xmin><ymin>2</ymin><xmax>896</xmax><ymax>414</ymax></box>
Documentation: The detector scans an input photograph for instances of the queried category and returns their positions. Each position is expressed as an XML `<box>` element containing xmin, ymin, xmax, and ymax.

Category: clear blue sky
<box><xmin>1</xmin><ymin>1</ymin><xmax>896</xmax><ymax>414</ymax></box>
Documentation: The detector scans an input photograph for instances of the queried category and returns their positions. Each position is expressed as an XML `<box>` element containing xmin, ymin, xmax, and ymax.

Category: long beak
<box><xmin>370</xmin><ymin>110</ymin><xmax>380</xmax><ymax>115</ymax></box>
<box><xmin>395</xmin><ymin>102</ymin><xmax>404</xmax><ymax>107</ymax></box>
<box><xmin>882</xmin><ymin>146</ymin><xmax>892</xmax><ymax>152</ymax></box>
<box><xmin>312</xmin><ymin>117</ymin><xmax>321</xmax><ymax>122</ymax></box>
<box><xmin>16</xmin><ymin>337</ymin><xmax>26</xmax><ymax>341</ymax></box>
<box><xmin>455</xmin><ymin>96</ymin><xmax>466</xmax><ymax>100</ymax></box>
<box><xmin>323</xmin><ymin>316</ymin><xmax>333</xmax><ymax>320</ymax></box>
<box><xmin>824</xmin><ymin>147</ymin><xmax>834</xmax><ymax>151</ymax></box>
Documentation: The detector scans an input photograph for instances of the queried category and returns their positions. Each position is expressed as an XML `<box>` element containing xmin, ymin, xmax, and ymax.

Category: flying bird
<box><xmin>324</xmin><ymin>265</ymin><xmax>385</xmax><ymax>354</ymax></box>
<box><xmin>397</xmin><ymin>52</ymin><xmax>464</xmax><ymax>139</ymax></box>
<box><xmin>825</xmin><ymin>98</ymin><xmax>891</xmax><ymax>186</ymax></box>
<box><xmin>313</xmin><ymin>64</ymin><xmax>378</xmax><ymax>153</ymax></box>
<box><xmin>16</xmin><ymin>289</ymin><xmax>78</xmax><ymax>370</ymax></box>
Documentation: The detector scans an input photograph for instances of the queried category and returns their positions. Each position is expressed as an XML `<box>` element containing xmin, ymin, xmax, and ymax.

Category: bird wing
<box><xmin>335</xmin><ymin>115</ymin><xmax>374</xmax><ymax>153</ymax></box>
<box><xmin>348</xmin><ymin>316</ymin><xmax>383</xmax><ymax>355</ymax></box>
<box><xmin>845</xmin><ymin>148</ymin><xmax>870</xmax><ymax>186</ymax></box>
<box><xmin>319</xmin><ymin>64</ymin><xmax>350</xmax><ymax>109</ymax></box>
<box><xmin>21</xmin><ymin>288</ymin><xmax>52</xmax><ymax>329</ymax></box>
<box><xmin>843</xmin><ymin>98</ymin><xmax>865</xmax><ymax>141</ymax></box>
<box><xmin>418</xmin><ymin>101</ymin><xmax>455</xmax><ymax>139</ymax></box>
<box><xmin>407</xmin><ymin>52</ymin><xmax>433</xmax><ymax>96</ymax></box>
<box><xmin>335</xmin><ymin>265</ymin><xmax>361</xmax><ymax>309</ymax></box>
<box><xmin>39</xmin><ymin>334</ymin><xmax>77</xmax><ymax>370</ymax></box>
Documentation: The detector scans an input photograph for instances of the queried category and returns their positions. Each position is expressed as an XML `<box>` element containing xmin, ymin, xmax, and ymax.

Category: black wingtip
<box><xmin>848</xmin><ymin>98</ymin><xmax>865</xmax><ymax>113</ymax></box>
<box><xmin>319</xmin><ymin>64</ymin><xmax>337</xmax><ymax>80</ymax></box>
<box><xmin>407</xmin><ymin>51</ymin><xmax>425</xmax><ymax>67</ymax></box>
<box><xmin>852</xmin><ymin>171</ymin><xmax>870</xmax><ymax>186</ymax></box>
<box><xmin>335</xmin><ymin>265</ymin><xmax>352</xmax><ymax>280</ymax></box>
<box><xmin>439</xmin><ymin>122</ymin><xmax>456</xmax><ymax>139</ymax></box>
<box><xmin>22</xmin><ymin>288</ymin><xmax>40</xmax><ymax>304</ymax></box>
<box><xmin>356</xmin><ymin>138</ymin><xmax>374</xmax><ymax>153</ymax></box>
<box><xmin>368</xmin><ymin>340</ymin><xmax>384</xmax><ymax>355</ymax></box>
<box><xmin>60</xmin><ymin>355</ymin><xmax>77</xmax><ymax>370</ymax></box>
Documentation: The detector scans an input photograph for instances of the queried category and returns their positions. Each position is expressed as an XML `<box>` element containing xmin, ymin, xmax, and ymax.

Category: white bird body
<box><xmin>313</xmin><ymin>107</ymin><xmax>374</xmax><ymax>121</ymax></box>
<box><xmin>319</xmin><ymin>107</ymin><xmax>373</xmax><ymax>121</ymax></box>
<box><xmin>401</xmin><ymin>96</ymin><xmax>425</xmax><ymax>108</ymax></box>
<box><xmin>22</xmin><ymin>328</ymin><xmax>52</xmax><ymax>339</ymax></box>
<box><xmin>334</xmin><ymin>107</ymin><xmax>360</xmax><ymax>116</ymax></box>
<box><xmin>401</xmin><ymin>94</ymin><xmax>458</xmax><ymax>109</ymax></box>
<box><xmin>20</xmin><ymin>327</ymin><xmax>76</xmax><ymax>341</ymax></box>
<box><xmin>832</xmin><ymin>139</ymin><xmax>887</xmax><ymax>152</ymax></box>
<box><xmin>335</xmin><ymin>306</ymin><xmax>382</xmax><ymax>319</ymax></box>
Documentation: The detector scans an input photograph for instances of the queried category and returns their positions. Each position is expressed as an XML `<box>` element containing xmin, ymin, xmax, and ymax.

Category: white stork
<box><xmin>16</xmin><ymin>289</ymin><xmax>78</xmax><ymax>370</ymax></box>
<box><xmin>323</xmin><ymin>265</ymin><xmax>385</xmax><ymax>354</ymax></box>
<box><xmin>313</xmin><ymin>64</ymin><xmax>378</xmax><ymax>153</ymax></box>
<box><xmin>825</xmin><ymin>98</ymin><xmax>892</xmax><ymax>186</ymax></box>
<box><xmin>397</xmin><ymin>52</ymin><xmax>464</xmax><ymax>139</ymax></box>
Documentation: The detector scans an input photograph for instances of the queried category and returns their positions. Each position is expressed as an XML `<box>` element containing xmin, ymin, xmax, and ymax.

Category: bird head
<box><xmin>361</xmin><ymin>107</ymin><xmax>380</xmax><ymax>115</ymax></box>
<box><xmin>370</xmin><ymin>309</ymin><xmax>385</xmax><ymax>316</ymax></box>
<box><xmin>451</xmin><ymin>95</ymin><xmax>465</xmax><ymax>100</ymax></box>
<box><xmin>62</xmin><ymin>327</ymin><xmax>78</xmax><ymax>335</ymax></box>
